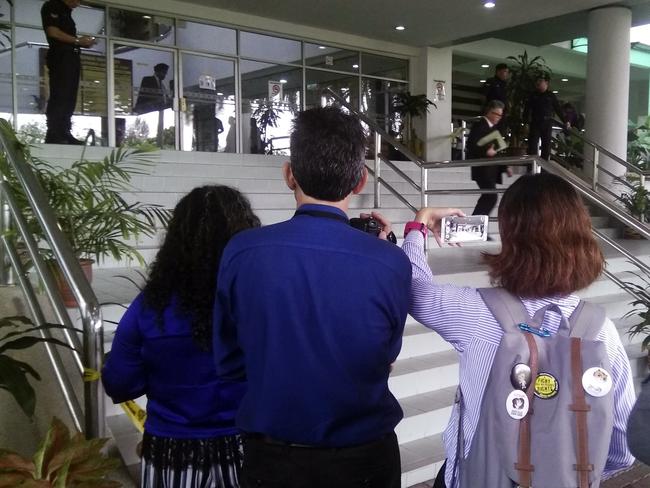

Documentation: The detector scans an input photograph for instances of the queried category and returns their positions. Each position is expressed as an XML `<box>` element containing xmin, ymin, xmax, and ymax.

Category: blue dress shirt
<box><xmin>102</xmin><ymin>294</ymin><xmax>246</xmax><ymax>438</ymax></box>
<box><xmin>213</xmin><ymin>204</ymin><xmax>411</xmax><ymax>447</ymax></box>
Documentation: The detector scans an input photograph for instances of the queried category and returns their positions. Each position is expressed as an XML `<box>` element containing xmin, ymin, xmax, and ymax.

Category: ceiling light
<box><xmin>280</xmin><ymin>79</ymin><xmax>288</xmax><ymax>84</ymax></box>
<box><xmin>484</xmin><ymin>1</ymin><xmax>496</xmax><ymax>8</ymax></box>
<box><xmin>216</xmin><ymin>92</ymin><xmax>223</xmax><ymax>96</ymax></box>
<box><xmin>395</xmin><ymin>25</ymin><xmax>406</xmax><ymax>31</ymax></box>
<box><xmin>480</xmin><ymin>79</ymin><xmax>487</xmax><ymax>83</ymax></box>
<box><xmin>561</xmin><ymin>78</ymin><xmax>569</xmax><ymax>82</ymax></box>
<box><xmin>481</xmin><ymin>64</ymin><xmax>490</xmax><ymax>68</ymax></box>
<box><xmin>552</xmin><ymin>90</ymin><xmax>559</xmax><ymax>94</ymax></box>
<box><xmin>352</xmin><ymin>64</ymin><xmax>359</xmax><ymax>69</ymax></box>
<box><xmin>318</xmin><ymin>46</ymin><xmax>326</xmax><ymax>50</ymax></box>
<box><xmin>143</xmin><ymin>15</ymin><xmax>151</xmax><ymax>19</ymax></box>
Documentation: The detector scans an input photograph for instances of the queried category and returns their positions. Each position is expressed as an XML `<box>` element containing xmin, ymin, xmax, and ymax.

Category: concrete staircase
<box><xmin>33</xmin><ymin>145</ymin><xmax>650</xmax><ymax>488</ymax></box>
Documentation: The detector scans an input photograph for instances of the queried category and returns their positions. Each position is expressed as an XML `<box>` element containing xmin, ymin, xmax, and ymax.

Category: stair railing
<box><xmin>325</xmin><ymin>89</ymin><xmax>650</xmax><ymax>303</ymax></box>
<box><xmin>0</xmin><ymin>120</ymin><xmax>105</xmax><ymax>438</ymax></box>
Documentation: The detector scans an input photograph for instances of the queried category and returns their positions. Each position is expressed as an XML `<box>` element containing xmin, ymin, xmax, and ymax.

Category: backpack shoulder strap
<box><xmin>568</xmin><ymin>300</ymin><xmax>607</xmax><ymax>340</ymax></box>
<box><xmin>478</xmin><ymin>287</ymin><xmax>531</xmax><ymax>334</ymax></box>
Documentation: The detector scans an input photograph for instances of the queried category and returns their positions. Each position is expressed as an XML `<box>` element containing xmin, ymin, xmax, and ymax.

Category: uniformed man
<box><xmin>524</xmin><ymin>74</ymin><xmax>566</xmax><ymax>160</ymax></box>
<box><xmin>41</xmin><ymin>0</ymin><xmax>96</xmax><ymax>144</ymax></box>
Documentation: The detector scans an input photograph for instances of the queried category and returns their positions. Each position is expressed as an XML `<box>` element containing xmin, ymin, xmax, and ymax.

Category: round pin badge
<box><xmin>505</xmin><ymin>390</ymin><xmax>529</xmax><ymax>420</ymax></box>
<box><xmin>510</xmin><ymin>363</ymin><xmax>532</xmax><ymax>391</ymax></box>
<box><xmin>582</xmin><ymin>367</ymin><xmax>612</xmax><ymax>397</ymax></box>
<box><xmin>534</xmin><ymin>372</ymin><xmax>559</xmax><ymax>399</ymax></box>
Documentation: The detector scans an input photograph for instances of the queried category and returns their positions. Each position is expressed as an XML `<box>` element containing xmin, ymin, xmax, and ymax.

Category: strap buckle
<box><xmin>518</xmin><ymin>322</ymin><xmax>551</xmax><ymax>338</ymax></box>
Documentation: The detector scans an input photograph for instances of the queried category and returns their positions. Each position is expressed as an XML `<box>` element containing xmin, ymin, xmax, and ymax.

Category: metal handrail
<box><xmin>0</xmin><ymin>120</ymin><xmax>105</xmax><ymax>438</ymax></box>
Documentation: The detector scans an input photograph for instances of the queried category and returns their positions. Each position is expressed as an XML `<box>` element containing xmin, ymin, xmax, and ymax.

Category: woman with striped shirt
<box><xmin>382</xmin><ymin>173</ymin><xmax>635</xmax><ymax>487</ymax></box>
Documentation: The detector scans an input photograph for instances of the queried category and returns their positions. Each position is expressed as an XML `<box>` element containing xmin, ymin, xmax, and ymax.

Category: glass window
<box><xmin>361</xmin><ymin>53</ymin><xmax>408</xmax><ymax>80</ymax></box>
<box><xmin>0</xmin><ymin>1</ymin><xmax>10</xmax><ymax>23</ymax></box>
<box><xmin>304</xmin><ymin>43</ymin><xmax>359</xmax><ymax>73</ymax></box>
<box><xmin>74</xmin><ymin>4</ymin><xmax>105</xmax><ymax>37</ymax></box>
<box><xmin>241</xmin><ymin>60</ymin><xmax>301</xmax><ymax>155</ymax></box>
<box><xmin>0</xmin><ymin>25</ymin><xmax>11</xmax><ymax>126</ymax></box>
<box><xmin>177</xmin><ymin>20</ymin><xmax>236</xmax><ymax>56</ymax></box>
<box><xmin>113</xmin><ymin>44</ymin><xmax>175</xmax><ymax>149</ymax></box>
<box><xmin>109</xmin><ymin>9</ymin><xmax>174</xmax><ymax>46</ymax></box>
<box><xmin>15</xmin><ymin>27</ymin><xmax>47</xmax><ymax>142</ymax></box>
<box><xmin>180</xmin><ymin>53</ymin><xmax>235</xmax><ymax>152</ymax></box>
<box><xmin>361</xmin><ymin>78</ymin><xmax>408</xmax><ymax>135</ymax></box>
<box><xmin>240</xmin><ymin>31</ymin><xmax>301</xmax><ymax>64</ymax></box>
<box><xmin>15</xmin><ymin>0</ymin><xmax>42</xmax><ymax>27</ymax></box>
<box><xmin>75</xmin><ymin>39</ymin><xmax>107</xmax><ymax>145</ymax></box>
<box><xmin>305</xmin><ymin>68</ymin><xmax>359</xmax><ymax>112</ymax></box>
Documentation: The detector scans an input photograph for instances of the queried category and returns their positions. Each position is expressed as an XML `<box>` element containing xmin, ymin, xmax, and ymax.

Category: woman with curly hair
<box><xmin>103</xmin><ymin>185</ymin><xmax>260</xmax><ymax>488</ymax></box>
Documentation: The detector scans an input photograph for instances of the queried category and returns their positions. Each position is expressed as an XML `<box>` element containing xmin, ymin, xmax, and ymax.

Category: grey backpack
<box><xmin>457</xmin><ymin>288</ymin><xmax>614</xmax><ymax>488</ymax></box>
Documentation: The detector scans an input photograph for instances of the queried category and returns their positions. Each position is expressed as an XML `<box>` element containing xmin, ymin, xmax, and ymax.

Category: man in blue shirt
<box><xmin>213</xmin><ymin>106</ymin><xmax>411</xmax><ymax>487</ymax></box>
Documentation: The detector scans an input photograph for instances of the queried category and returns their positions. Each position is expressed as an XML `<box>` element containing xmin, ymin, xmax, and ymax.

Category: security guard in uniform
<box><xmin>41</xmin><ymin>0</ymin><xmax>96</xmax><ymax>144</ymax></box>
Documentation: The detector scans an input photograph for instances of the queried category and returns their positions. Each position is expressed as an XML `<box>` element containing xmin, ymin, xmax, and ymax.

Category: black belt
<box><xmin>243</xmin><ymin>432</ymin><xmax>394</xmax><ymax>450</ymax></box>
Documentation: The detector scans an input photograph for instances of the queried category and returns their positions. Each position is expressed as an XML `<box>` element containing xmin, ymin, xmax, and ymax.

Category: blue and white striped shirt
<box><xmin>402</xmin><ymin>232</ymin><xmax>636</xmax><ymax>487</ymax></box>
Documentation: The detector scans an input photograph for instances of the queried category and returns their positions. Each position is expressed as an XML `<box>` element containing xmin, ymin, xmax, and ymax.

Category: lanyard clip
<box><xmin>518</xmin><ymin>322</ymin><xmax>551</xmax><ymax>338</ymax></box>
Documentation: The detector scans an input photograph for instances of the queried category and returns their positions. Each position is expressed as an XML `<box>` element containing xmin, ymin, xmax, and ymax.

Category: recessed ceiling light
<box><xmin>318</xmin><ymin>46</ymin><xmax>326</xmax><ymax>49</ymax></box>
<box><xmin>552</xmin><ymin>90</ymin><xmax>559</xmax><ymax>93</ymax></box>
<box><xmin>143</xmin><ymin>15</ymin><xmax>151</xmax><ymax>19</ymax></box>
<box><xmin>216</xmin><ymin>92</ymin><xmax>223</xmax><ymax>96</ymax></box>
<box><xmin>280</xmin><ymin>79</ymin><xmax>288</xmax><ymax>84</ymax></box>
<box><xmin>484</xmin><ymin>1</ymin><xmax>496</xmax><ymax>8</ymax></box>
<box><xmin>561</xmin><ymin>78</ymin><xmax>569</xmax><ymax>82</ymax></box>
<box><xmin>395</xmin><ymin>25</ymin><xmax>406</xmax><ymax>31</ymax></box>
<box><xmin>480</xmin><ymin>79</ymin><xmax>487</xmax><ymax>83</ymax></box>
<box><xmin>352</xmin><ymin>64</ymin><xmax>359</xmax><ymax>69</ymax></box>
<box><xmin>481</xmin><ymin>64</ymin><xmax>490</xmax><ymax>68</ymax></box>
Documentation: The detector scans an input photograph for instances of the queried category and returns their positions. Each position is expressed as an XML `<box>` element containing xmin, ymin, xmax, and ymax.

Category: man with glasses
<box><xmin>41</xmin><ymin>0</ymin><xmax>96</xmax><ymax>144</ymax></box>
<box><xmin>467</xmin><ymin>100</ymin><xmax>512</xmax><ymax>218</ymax></box>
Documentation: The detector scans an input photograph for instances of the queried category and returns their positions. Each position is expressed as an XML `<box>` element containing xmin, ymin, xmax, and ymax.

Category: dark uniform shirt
<box><xmin>524</xmin><ymin>90</ymin><xmax>563</xmax><ymax>125</ymax></box>
<box><xmin>41</xmin><ymin>0</ymin><xmax>77</xmax><ymax>50</ymax></box>
<box><xmin>484</xmin><ymin>76</ymin><xmax>508</xmax><ymax>106</ymax></box>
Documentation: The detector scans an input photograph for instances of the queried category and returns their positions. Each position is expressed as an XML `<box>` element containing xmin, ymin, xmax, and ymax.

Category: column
<box><xmin>585</xmin><ymin>6</ymin><xmax>632</xmax><ymax>185</ymax></box>
<box><xmin>411</xmin><ymin>46</ymin><xmax>453</xmax><ymax>162</ymax></box>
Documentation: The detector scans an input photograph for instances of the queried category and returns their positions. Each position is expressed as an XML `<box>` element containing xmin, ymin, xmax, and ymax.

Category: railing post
<box><xmin>592</xmin><ymin>148</ymin><xmax>600</xmax><ymax>191</ymax></box>
<box><xmin>532</xmin><ymin>159</ymin><xmax>540</xmax><ymax>174</ymax></box>
<box><xmin>421</xmin><ymin>166</ymin><xmax>428</xmax><ymax>250</ymax></box>
<box><xmin>374</xmin><ymin>131</ymin><xmax>381</xmax><ymax>208</ymax></box>
<box><xmin>0</xmin><ymin>193</ymin><xmax>13</xmax><ymax>285</ymax></box>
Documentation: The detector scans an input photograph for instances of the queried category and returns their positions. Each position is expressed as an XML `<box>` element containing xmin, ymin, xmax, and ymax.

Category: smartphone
<box><xmin>441</xmin><ymin>215</ymin><xmax>489</xmax><ymax>243</ymax></box>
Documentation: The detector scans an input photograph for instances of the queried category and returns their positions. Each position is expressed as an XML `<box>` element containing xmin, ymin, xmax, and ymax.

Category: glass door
<box><xmin>111</xmin><ymin>42</ymin><xmax>177</xmax><ymax>148</ymax></box>
<box><xmin>178</xmin><ymin>52</ymin><xmax>236</xmax><ymax>152</ymax></box>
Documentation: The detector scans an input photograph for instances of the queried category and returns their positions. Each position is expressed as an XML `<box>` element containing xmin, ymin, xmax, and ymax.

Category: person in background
<box><xmin>213</xmin><ymin>106</ymin><xmax>411</xmax><ymax>488</ymax></box>
<box><xmin>484</xmin><ymin>63</ymin><xmax>509</xmax><ymax>108</ymax></box>
<box><xmin>41</xmin><ymin>0</ymin><xmax>96</xmax><ymax>144</ymax></box>
<box><xmin>381</xmin><ymin>173</ymin><xmax>635</xmax><ymax>487</ymax></box>
<box><xmin>134</xmin><ymin>63</ymin><xmax>172</xmax><ymax>115</ymax></box>
<box><xmin>467</xmin><ymin>100</ymin><xmax>512</xmax><ymax>218</ymax></box>
<box><xmin>524</xmin><ymin>74</ymin><xmax>565</xmax><ymax>160</ymax></box>
<box><xmin>103</xmin><ymin>185</ymin><xmax>260</xmax><ymax>488</ymax></box>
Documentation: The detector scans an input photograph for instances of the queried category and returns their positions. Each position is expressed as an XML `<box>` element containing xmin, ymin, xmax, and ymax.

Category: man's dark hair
<box><xmin>290</xmin><ymin>106</ymin><xmax>366</xmax><ymax>202</ymax></box>
<box><xmin>495</xmin><ymin>63</ymin><xmax>509</xmax><ymax>72</ymax></box>
<box><xmin>154</xmin><ymin>63</ymin><xmax>169</xmax><ymax>72</ymax></box>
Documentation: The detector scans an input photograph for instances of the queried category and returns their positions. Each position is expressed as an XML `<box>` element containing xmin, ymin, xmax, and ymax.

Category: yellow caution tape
<box><xmin>120</xmin><ymin>400</ymin><xmax>147</xmax><ymax>433</ymax></box>
<box><xmin>83</xmin><ymin>368</ymin><xmax>100</xmax><ymax>382</ymax></box>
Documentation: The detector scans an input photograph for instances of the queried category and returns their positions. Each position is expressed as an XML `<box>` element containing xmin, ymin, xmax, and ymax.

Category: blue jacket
<box><xmin>213</xmin><ymin>204</ymin><xmax>411</xmax><ymax>447</ymax></box>
<box><xmin>102</xmin><ymin>294</ymin><xmax>245</xmax><ymax>438</ymax></box>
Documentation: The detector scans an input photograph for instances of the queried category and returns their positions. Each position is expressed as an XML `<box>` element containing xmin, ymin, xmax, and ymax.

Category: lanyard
<box><xmin>294</xmin><ymin>209</ymin><xmax>349</xmax><ymax>224</ymax></box>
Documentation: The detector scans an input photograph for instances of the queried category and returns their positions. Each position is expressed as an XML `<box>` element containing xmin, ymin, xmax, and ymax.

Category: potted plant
<box><xmin>393</xmin><ymin>92</ymin><xmax>436</xmax><ymax>158</ymax></box>
<box><xmin>622</xmin><ymin>269</ymin><xmax>650</xmax><ymax>361</ymax></box>
<box><xmin>617</xmin><ymin>181</ymin><xmax>649</xmax><ymax>239</ymax></box>
<box><xmin>505</xmin><ymin>51</ymin><xmax>551</xmax><ymax>154</ymax></box>
<box><xmin>0</xmin><ymin>417</ymin><xmax>121</xmax><ymax>487</ymax></box>
<box><xmin>627</xmin><ymin>116</ymin><xmax>650</xmax><ymax>172</ymax></box>
<box><xmin>253</xmin><ymin>103</ymin><xmax>280</xmax><ymax>155</ymax></box>
<box><xmin>0</xmin><ymin>119</ymin><xmax>170</xmax><ymax>306</ymax></box>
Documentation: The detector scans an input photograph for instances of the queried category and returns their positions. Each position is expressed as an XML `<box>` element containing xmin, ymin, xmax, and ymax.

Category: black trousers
<box><xmin>46</xmin><ymin>47</ymin><xmax>81</xmax><ymax>139</ymax></box>
<box><xmin>433</xmin><ymin>460</ymin><xmax>447</xmax><ymax>488</ymax></box>
<box><xmin>527</xmin><ymin>119</ymin><xmax>553</xmax><ymax>160</ymax></box>
<box><xmin>241</xmin><ymin>432</ymin><xmax>401</xmax><ymax>488</ymax></box>
<box><xmin>472</xmin><ymin>175</ymin><xmax>498</xmax><ymax>216</ymax></box>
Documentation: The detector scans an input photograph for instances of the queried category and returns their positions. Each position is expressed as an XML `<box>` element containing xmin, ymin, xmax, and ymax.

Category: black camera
<box><xmin>349</xmin><ymin>217</ymin><xmax>397</xmax><ymax>244</ymax></box>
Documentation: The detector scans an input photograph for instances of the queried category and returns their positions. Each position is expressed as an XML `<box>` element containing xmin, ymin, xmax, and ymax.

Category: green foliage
<box><xmin>0</xmin><ymin>118</ymin><xmax>171</xmax><ymax>265</ymax></box>
<box><xmin>622</xmin><ymin>268</ymin><xmax>650</xmax><ymax>353</ymax></box>
<box><xmin>627</xmin><ymin>116</ymin><xmax>650</xmax><ymax>172</ymax></box>
<box><xmin>253</xmin><ymin>104</ymin><xmax>280</xmax><ymax>155</ymax></box>
<box><xmin>506</xmin><ymin>51</ymin><xmax>552</xmax><ymax>148</ymax></box>
<box><xmin>0</xmin><ymin>316</ymin><xmax>76</xmax><ymax>418</ymax></box>
<box><xmin>0</xmin><ymin>417</ymin><xmax>121</xmax><ymax>487</ymax></box>
<box><xmin>617</xmin><ymin>180</ymin><xmax>650</xmax><ymax>222</ymax></box>
<box><xmin>393</xmin><ymin>92</ymin><xmax>436</xmax><ymax>119</ymax></box>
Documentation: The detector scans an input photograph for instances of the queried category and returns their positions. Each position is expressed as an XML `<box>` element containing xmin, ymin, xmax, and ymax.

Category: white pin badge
<box><xmin>506</xmin><ymin>390</ymin><xmax>529</xmax><ymax>420</ymax></box>
<box><xmin>582</xmin><ymin>367</ymin><xmax>612</xmax><ymax>397</ymax></box>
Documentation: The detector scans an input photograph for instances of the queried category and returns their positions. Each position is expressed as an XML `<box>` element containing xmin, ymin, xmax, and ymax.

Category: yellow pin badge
<box><xmin>534</xmin><ymin>372</ymin><xmax>559</xmax><ymax>399</ymax></box>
